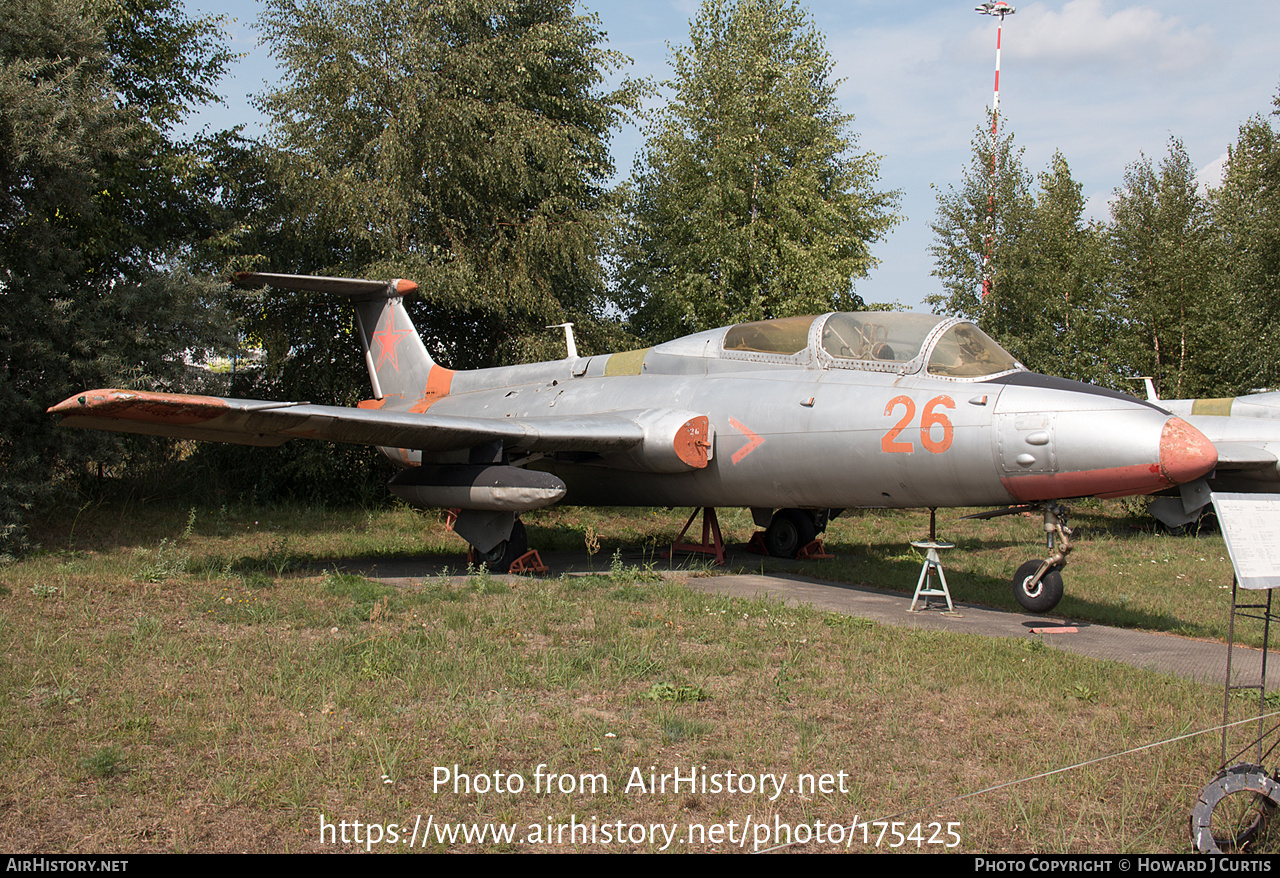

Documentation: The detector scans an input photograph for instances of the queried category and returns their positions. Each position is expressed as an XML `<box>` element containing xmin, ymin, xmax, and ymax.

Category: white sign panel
<box><xmin>1211</xmin><ymin>493</ymin><xmax>1280</xmax><ymax>589</ymax></box>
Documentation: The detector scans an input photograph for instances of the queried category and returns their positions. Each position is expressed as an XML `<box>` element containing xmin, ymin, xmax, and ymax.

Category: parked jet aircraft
<box><xmin>49</xmin><ymin>273</ymin><xmax>1218</xmax><ymax>613</ymax></box>
<box><xmin>1137</xmin><ymin>381</ymin><xmax>1280</xmax><ymax>531</ymax></box>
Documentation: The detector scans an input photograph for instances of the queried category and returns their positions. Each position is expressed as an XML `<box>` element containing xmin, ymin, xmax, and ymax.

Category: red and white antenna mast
<box><xmin>975</xmin><ymin>1</ymin><xmax>1015</xmax><ymax>300</ymax></box>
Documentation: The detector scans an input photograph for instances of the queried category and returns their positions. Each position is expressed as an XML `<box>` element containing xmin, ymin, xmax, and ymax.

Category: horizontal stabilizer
<box><xmin>231</xmin><ymin>272</ymin><xmax>418</xmax><ymax>301</ymax></box>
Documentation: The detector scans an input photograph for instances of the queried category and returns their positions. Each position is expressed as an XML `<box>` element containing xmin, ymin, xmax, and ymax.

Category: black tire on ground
<box><xmin>1161</xmin><ymin>508</ymin><xmax>1219</xmax><ymax>536</ymax></box>
<box><xmin>1012</xmin><ymin>559</ymin><xmax>1064</xmax><ymax>613</ymax></box>
<box><xmin>764</xmin><ymin>509</ymin><xmax>817</xmax><ymax>559</ymax></box>
<box><xmin>476</xmin><ymin>519</ymin><xmax>528</xmax><ymax>573</ymax></box>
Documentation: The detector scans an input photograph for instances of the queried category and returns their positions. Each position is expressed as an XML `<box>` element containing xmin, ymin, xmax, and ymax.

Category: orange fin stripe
<box><xmin>410</xmin><ymin>366</ymin><xmax>455</xmax><ymax>413</ymax></box>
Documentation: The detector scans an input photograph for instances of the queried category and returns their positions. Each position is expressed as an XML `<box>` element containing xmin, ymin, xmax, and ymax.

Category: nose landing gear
<box><xmin>1012</xmin><ymin>504</ymin><xmax>1071</xmax><ymax>613</ymax></box>
<box><xmin>966</xmin><ymin>502</ymin><xmax>1072</xmax><ymax>614</ymax></box>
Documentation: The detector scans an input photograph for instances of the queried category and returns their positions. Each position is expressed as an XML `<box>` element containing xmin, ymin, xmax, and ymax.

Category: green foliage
<box><xmin>242</xmin><ymin>0</ymin><xmax>640</xmax><ymax>366</ymax></box>
<box><xmin>931</xmin><ymin>90</ymin><xmax>1280</xmax><ymax>399</ymax></box>
<box><xmin>1214</xmin><ymin>95</ymin><xmax>1280</xmax><ymax>394</ymax></box>
<box><xmin>0</xmin><ymin>0</ymin><xmax>236</xmax><ymax>553</ymax></box>
<box><xmin>615</xmin><ymin>0</ymin><xmax>900</xmax><ymax>341</ymax></box>
<box><xmin>930</xmin><ymin>129</ymin><xmax>1114</xmax><ymax>385</ymax></box>
<box><xmin>80</xmin><ymin>746</ymin><xmax>127</xmax><ymax>778</ymax></box>
<box><xmin>930</xmin><ymin>124</ymin><xmax>1031</xmax><ymax>322</ymax></box>
<box><xmin>1108</xmin><ymin>138</ymin><xmax>1227</xmax><ymax>398</ymax></box>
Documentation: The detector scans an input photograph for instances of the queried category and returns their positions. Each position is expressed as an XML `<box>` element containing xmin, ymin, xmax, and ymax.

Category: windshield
<box><xmin>926</xmin><ymin>323</ymin><xmax>1020</xmax><ymax>377</ymax></box>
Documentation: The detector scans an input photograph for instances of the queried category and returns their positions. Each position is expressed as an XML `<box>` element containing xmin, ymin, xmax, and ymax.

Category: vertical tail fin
<box><xmin>232</xmin><ymin>272</ymin><xmax>453</xmax><ymax>410</ymax></box>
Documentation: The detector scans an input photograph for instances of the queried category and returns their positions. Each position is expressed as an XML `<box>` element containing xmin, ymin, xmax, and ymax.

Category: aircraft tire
<box><xmin>1012</xmin><ymin>560</ymin><xmax>1064</xmax><ymax>613</ymax></box>
<box><xmin>764</xmin><ymin>509</ymin><xmax>816</xmax><ymax>559</ymax></box>
<box><xmin>1160</xmin><ymin>508</ymin><xmax>1219</xmax><ymax>537</ymax></box>
<box><xmin>476</xmin><ymin>519</ymin><xmax>528</xmax><ymax>573</ymax></box>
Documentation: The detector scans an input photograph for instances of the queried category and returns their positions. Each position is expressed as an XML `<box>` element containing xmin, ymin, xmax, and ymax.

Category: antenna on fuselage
<box><xmin>548</xmin><ymin>323</ymin><xmax>578</xmax><ymax>360</ymax></box>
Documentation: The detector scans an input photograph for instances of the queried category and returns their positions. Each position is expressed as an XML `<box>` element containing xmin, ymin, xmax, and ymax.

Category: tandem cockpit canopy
<box><xmin>721</xmin><ymin>312</ymin><xmax>1023</xmax><ymax>379</ymax></box>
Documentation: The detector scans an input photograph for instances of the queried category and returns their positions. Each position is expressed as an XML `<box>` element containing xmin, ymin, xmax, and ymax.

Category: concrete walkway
<box><xmin>681</xmin><ymin>568</ymin><xmax>1267</xmax><ymax>690</ymax></box>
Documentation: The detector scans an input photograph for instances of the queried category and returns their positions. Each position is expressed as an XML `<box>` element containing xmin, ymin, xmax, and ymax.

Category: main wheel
<box><xmin>764</xmin><ymin>509</ymin><xmax>816</xmax><ymax>559</ymax></box>
<box><xmin>475</xmin><ymin>519</ymin><xmax>528</xmax><ymax>573</ymax></box>
<box><xmin>1012</xmin><ymin>559</ymin><xmax>1064</xmax><ymax>613</ymax></box>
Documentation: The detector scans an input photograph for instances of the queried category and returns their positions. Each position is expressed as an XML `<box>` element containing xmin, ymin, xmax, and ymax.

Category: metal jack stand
<box><xmin>910</xmin><ymin>508</ymin><xmax>957</xmax><ymax>614</ymax></box>
<box><xmin>667</xmin><ymin>507</ymin><xmax>726</xmax><ymax>566</ymax></box>
<box><xmin>1190</xmin><ymin>493</ymin><xmax>1280</xmax><ymax>853</ymax></box>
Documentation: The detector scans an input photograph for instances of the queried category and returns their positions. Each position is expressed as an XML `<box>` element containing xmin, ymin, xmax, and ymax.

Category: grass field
<box><xmin>0</xmin><ymin>498</ymin><xmax>1271</xmax><ymax>853</ymax></box>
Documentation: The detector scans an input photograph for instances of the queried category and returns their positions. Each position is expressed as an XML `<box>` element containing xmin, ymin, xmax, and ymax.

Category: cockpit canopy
<box><xmin>721</xmin><ymin>312</ymin><xmax>1022</xmax><ymax>379</ymax></box>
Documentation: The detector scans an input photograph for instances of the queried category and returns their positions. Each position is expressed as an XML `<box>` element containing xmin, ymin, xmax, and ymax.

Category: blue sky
<box><xmin>180</xmin><ymin>0</ymin><xmax>1280</xmax><ymax>310</ymax></box>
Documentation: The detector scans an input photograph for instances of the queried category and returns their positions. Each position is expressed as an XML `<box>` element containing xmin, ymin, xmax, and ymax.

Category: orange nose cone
<box><xmin>1159</xmin><ymin>417</ymin><xmax>1217</xmax><ymax>486</ymax></box>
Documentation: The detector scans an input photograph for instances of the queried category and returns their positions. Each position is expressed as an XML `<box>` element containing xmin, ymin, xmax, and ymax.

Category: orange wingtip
<box><xmin>48</xmin><ymin>389</ymin><xmax>229</xmax><ymax>425</ymax></box>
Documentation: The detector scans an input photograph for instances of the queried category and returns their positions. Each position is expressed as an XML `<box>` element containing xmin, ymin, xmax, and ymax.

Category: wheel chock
<box><xmin>797</xmin><ymin>537</ymin><xmax>833</xmax><ymax>560</ymax></box>
<box><xmin>508</xmin><ymin>549</ymin><xmax>548</xmax><ymax>575</ymax></box>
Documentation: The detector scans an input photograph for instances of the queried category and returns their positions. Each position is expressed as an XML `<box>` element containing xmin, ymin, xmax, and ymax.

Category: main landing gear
<box><xmin>966</xmin><ymin>502</ymin><xmax>1072</xmax><ymax>614</ymax></box>
<box><xmin>669</xmin><ymin>507</ymin><xmax>835</xmax><ymax>565</ymax></box>
<box><xmin>472</xmin><ymin>518</ymin><xmax>528</xmax><ymax>573</ymax></box>
<box><xmin>448</xmin><ymin>511</ymin><xmax>545</xmax><ymax>574</ymax></box>
<box><xmin>750</xmin><ymin>508</ymin><xmax>834</xmax><ymax>560</ymax></box>
<box><xmin>763</xmin><ymin>509</ymin><xmax>817</xmax><ymax>558</ymax></box>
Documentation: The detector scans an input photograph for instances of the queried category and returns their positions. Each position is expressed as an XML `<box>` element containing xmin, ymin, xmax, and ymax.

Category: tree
<box><xmin>615</xmin><ymin>0</ymin><xmax>899</xmax><ymax>341</ymax></box>
<box><xmin>0</xmin><ymin>0</ymin><xmax>234</xmax><ymax>552</ymax></box>
<box><xmin>1214</xmin><ymin>91</ymin><xmax>1280</xmax><ymax>393</ymax></box>
<box><xmin>193</xmin><ymin>0</ymin><xmax>640</xmax><ymax>503</ymax></box>
<box><xmin>930</xmin><ymin>132</ymin><xmax>1113</xmax><ymax>384</ymax></box>
<box><xmin>930</xmin><ymin>124</ymin><xmax>1034</xmax><ymax>327</ymax></box>
<box><xmin>1108</xmin><ymin>139</ymin><xmax>1225</xmax><ymax>398</ymax></box>
<box><xmin>1015</xmin><ymin>154</ymin><xmax>1112</xmax><ymax>385</ymax></box>
<box><xmin>244</xmin><ymin>0</ymin><xmax>639</xmax><ymax>368</ymax></box>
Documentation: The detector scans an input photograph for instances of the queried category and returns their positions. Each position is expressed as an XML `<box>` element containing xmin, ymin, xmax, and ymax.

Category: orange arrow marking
<box><xmin>729</xmin><ymin>417</ymin><xmax>764</xmax><ymax>464</ymax></box>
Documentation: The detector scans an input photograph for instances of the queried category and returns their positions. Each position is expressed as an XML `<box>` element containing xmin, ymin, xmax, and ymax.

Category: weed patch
<box><xmin>642</xmin><ymin>682</ymin><xmax>710</xmax><ymax>703</ymax></box>
<box><xmin>80</xmin><ymin>747</ymin><xmax>126</xmax><ymax>779</ymax></box>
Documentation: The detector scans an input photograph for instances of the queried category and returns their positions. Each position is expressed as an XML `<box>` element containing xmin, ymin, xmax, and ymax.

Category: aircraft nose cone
<box><xmin>1159</xmin><ymin>416</ymin><xmax>1217</xmax><ymax>485</ymax></box>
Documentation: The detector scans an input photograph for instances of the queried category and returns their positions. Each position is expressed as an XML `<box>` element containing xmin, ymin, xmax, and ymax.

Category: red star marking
<box><xmin>371</xmin><ymin>311</ymin><xmax>414</xmax><ymax>372</ymax></box>
<box><xmin>729</xmin><ymin>417</ymin><xmax>764</xmax><ymax>464</ymax></box>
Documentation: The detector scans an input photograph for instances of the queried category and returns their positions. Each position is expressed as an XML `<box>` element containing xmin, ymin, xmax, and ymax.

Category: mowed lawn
<box><xmin>0</xmin><ymin>499</ymin><xmax>1266</xmax><ymax>853</ymax></box>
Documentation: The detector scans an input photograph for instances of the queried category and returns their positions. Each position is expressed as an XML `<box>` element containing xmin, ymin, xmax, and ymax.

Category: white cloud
<box><xmin>1002</xmin><ymin>0</ymin><xmax>1220</xmax><ymax>73</ymax></box>
<box><xmin>1196</xmin><ymin>152</ymin><xmax>1228</xmax><ymax>194</ymax></box>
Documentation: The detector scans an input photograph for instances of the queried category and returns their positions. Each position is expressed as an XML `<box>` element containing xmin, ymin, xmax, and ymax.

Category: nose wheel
<box><xmin>1013</xmin><ymin>559</ymin><xmax>1064</xmax><ymax>613</ymax></box>
<box><xmin>966</xmin><ymin>503</ymin><xmax>1072</xmax><ymax>614</ymax></box>
<box><xmin>1012</xmin><ymin>504</ymin><xmax>1071</xmax><ymax>613</ymax></box>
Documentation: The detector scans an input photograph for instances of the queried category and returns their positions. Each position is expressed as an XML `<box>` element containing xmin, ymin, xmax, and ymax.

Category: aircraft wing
<box><xmin>48</xmin><ymin>388</ymin><xmax>646</xmax><ymax>453</ymax></box>
<box><xmin>48</xmin><ymin>389</ymin><xmax>712</xmax><ymax>472</ymax></box>
<box><xmin>1211</xmin><ymin>442</ymin><xmax>1279</xmax><ymax>471</ymax></box>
